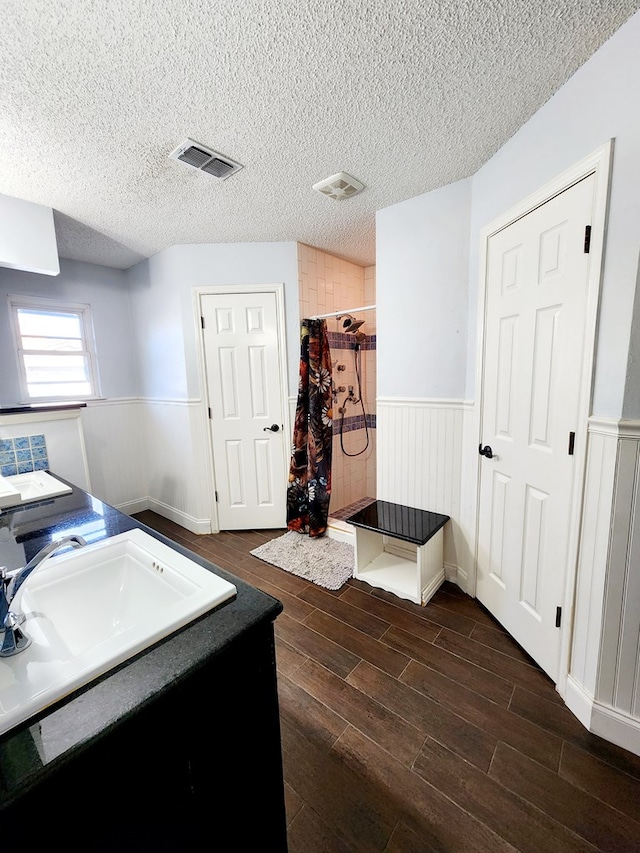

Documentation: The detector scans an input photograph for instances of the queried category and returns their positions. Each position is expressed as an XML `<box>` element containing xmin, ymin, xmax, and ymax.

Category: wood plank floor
<box><xmin>134</xmin><ymin>512</ymin><xmax>640</xmax><ymax>852</ymax></box>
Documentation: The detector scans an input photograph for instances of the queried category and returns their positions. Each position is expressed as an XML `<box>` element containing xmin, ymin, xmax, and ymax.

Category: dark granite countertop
<box><xmin>0</xmin><ymin>404</ymin><xmax>88</xmax><ymax>416</ymax></box>
<box><xmin>0</xmin><ymin>478</ymin><xmax>283</xmax><ymax>807</ymax></box>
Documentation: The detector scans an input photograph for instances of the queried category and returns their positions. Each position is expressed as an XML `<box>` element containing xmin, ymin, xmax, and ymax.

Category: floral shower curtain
<box><xmin>287</xmin><ymin>319</ymin><xmax>333</xmax><ymax>537</ymax></box>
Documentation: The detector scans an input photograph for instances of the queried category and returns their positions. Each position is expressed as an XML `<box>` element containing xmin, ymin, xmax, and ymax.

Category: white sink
<box><xmin>0</xmin><ymin>529</ymin><xmax>237</xmax><ymax>735</ymax></box>
<box><xmin>0</xmin><ymin>471</ymin><xmax>72</xmax><ymax>509</ymax></box>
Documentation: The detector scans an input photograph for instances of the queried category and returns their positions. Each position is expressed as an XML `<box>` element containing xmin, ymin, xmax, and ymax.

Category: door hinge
<box><xmin>584</xmin><ymin>225</ymin><xmax>591</xmax><ymax>254</ymax></box>
<box><xmin>568</xmin><ymin>431</ymin><xmax>575</xmax><ymax>455</ymax></box>
<box><xmin>215</xmin><ymin>490</ymin><xmax>218</xmax><ymax>502</ymax></box>
<box><xmin>556</xmin><ymin>606</ymin><xmax>562</xmax><ymax>628</ymax></box>
<box><xmin>208</xmin><ymin>407</ymin><xmax>212</xmax><ymax>419</ymax></box>
<box><xmin>201</xmin><ymin>316</ymin><xmax>205</xmax><ymax>329</ymax></box>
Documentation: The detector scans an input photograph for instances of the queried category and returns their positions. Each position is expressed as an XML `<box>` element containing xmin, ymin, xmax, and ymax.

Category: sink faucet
<box><xmin>0</xmin><ymin>534</ymin><xmax>88</xmax><ymax>657</ymax></box>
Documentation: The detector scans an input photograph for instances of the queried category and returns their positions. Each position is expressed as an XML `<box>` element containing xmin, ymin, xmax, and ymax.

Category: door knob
<box><xmin>263</xmin><ymin>424</ymin><xmax>280</xmax><ymax>432</ymax></box>
<box><xmin>478</xmin><ymin>443</ymin><xmax>493</xmax><ymax>459</ymax></box>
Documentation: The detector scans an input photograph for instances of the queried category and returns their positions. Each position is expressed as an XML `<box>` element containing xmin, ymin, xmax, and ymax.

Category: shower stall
<box><xmin>297</xmin><ymin>244</ymin><xmax>377</xmax><ymax>521</ymax></box>
<box><xmin>313</xmin><ymin>305</ymin><xmax>377</xmax><ymax>520</ymax></box>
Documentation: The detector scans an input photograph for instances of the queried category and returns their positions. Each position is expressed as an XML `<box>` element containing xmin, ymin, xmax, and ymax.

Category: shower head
<box><xmin>337</xmin><ymin>314</ymin><xmax>365</xmax><ymax>333</ymax></box>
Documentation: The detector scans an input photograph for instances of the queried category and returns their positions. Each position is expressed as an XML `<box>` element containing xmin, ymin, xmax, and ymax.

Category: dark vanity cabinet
<box><xmin>0</xmin><ymin>483</ymin><xmax>288</xmax><ymax>851</ymax></box>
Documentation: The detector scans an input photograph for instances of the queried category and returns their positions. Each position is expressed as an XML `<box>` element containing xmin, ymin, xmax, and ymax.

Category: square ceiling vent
<box><xmin>312</xmin><ymin>171</ymin><xmax>364</xmax><ymax>201</ymax></box>
<box><xmin>169</xmin><ymin>138</ymin><xmax>243</xmax><ymax>180</ymax></box>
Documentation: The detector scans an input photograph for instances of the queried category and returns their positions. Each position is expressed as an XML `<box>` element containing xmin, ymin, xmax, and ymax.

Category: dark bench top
<box><xmin>346</xmin><ymin>499</ymin><xmax>450</xmax><ymax>546</ymax></box>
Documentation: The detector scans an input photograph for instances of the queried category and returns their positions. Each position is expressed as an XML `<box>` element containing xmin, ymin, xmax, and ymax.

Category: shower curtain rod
<box><xmin>310</xmin><ymin>304</ymin><xmax>376</xmax><ymax>320</ymax></box>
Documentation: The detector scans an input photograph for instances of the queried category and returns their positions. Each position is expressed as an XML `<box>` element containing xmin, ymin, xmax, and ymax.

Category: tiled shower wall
<box><xmin>297</xmin><ymin>243</ymin><xmax>376</xmax><ymax>514</ymax></box>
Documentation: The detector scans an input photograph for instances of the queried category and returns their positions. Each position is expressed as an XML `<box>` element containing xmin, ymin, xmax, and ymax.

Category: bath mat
<box><xmin>250</xmin><ymin>531</ymin><xmax>354</xmax><ymax>591</ymax></box>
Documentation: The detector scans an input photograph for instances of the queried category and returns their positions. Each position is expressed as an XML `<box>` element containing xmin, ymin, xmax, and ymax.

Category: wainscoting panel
<box><xmin>82</xmin><ymin>398</ymin><xmax>213</xmax><ymax>533</ymax></box>
<box><xmin>598</xmin><ymin>422</ymin><xmax>640</xmax><ymax>719</ymax></box>
<box><xmin>377</xmin><ymin>398</ymin><xmax>467</xmax><ymax>577</ymax></box>
<box><xmin>81</xmin><ymin>399</ymin><xmax>146</xmax><ymax>511</ymax></box>
<box><xmin>144</xmin><ymin>399</ymin><xmax>213</xmax><ymax>534</ymax></box>
<box><xmin>565</xmin><ymin>418</ymin><xmax>640</xmax><ymax>756</ymax></box>
<box><xmin>568</xmin><ymin>422</ymin><xmax>618</xmax><ymax>697</ymax></box>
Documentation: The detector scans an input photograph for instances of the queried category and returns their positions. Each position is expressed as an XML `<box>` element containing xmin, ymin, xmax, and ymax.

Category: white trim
<box><xmin>422</xmin><ymin>569</ymin><xmax>446</xmax><ymax>604</ymax></box>
<box><xmin>587</xmin><ymin>416</ymin><xmax>622</xmax><ymax>436</ymax></box>
<box><xmin>377</xmin><ymin>396</ymin><xmax>472</xmax><ymax>409</ymax></box>
<box><xmin>617</xmin><ymin>419</ymin><xmax>640</xmax><ymax>439</ymax></box>
<box><xmin>141</xmin><ymin>397</ymin><xmax>201</xmax><ymax>406</ymax></box>
<box><xmin>83</xmin><ymin>396</ymin><xmax>203</xmax><ymax>407</ymax></box>
<box><xmin>147</xmin><ymin>497</ymin><xmax>212</xmax><ymax>535</ymax></box>
<box><xmin>564</xmin><ymin>674</ymin><xmax>598</xmax><ymax>730</ymax></box>
<box><xmin>588</xmin><ymin>416</ymin><xmax>640</xmax><ymax>438</ymax></box>
<box><xmin>444</xmin><ymin>561</ymin><xmax>467</xmax><ymax>588</ymax></box>
<box><xmin>7</xmin><ymin>292</ymin><xmax>102</xmax><ymax>403</ymax></box>
<box><xmin>565</xmin><ymin>675</ymin><xmax>640</xmax><ymax>757</ymax></box>
<box><xmin>471</xmin><ymin>140</ymin><xmax>614</xmax><ymax>691</ymax></box>
<box><xmin>0</xmin><ymin>408</ymin><xmax>85</xmax><ymax>425</ymax></box>
<box><xmin>192</xmin><ymin>283</ymin><xmax>289</xmax><ymax>532</ymax></box>
<box><xmin>84</xmin><ymin>396</ymin><xmax>140</xmax><ymax>407</ymax></box>
<box><xmin>114</xmin><ymin>497</ymin><xmax>149</xmax><ymax>516</ymax></box>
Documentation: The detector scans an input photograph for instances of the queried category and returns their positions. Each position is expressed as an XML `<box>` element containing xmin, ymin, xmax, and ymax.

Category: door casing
<box><xmin>469</xmin><ymin>140</ymin><xmax>613</xmax><ymax>693</ymax></box>
<box><xmin>193</xmin><ymin>283</ymin><xmax>289</xmax><ymax>533</ymax></box>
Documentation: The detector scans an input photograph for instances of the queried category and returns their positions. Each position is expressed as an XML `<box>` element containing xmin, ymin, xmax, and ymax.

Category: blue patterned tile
<box><xmin>1</xmin><ymin>464</ymin><xmax>17</xmax><ymax>477</ymax></box>
<box><xmin>0</xmin><ymin>439</ymin><xmax>13</xmax><ymax>453</ymax></box>
<box><xmin>34</xmin><ymin>459</ymin><xmax>49</xmax><ymax>471</ymax></box>
<box><xmin>17</xmin><ymin>461</ymin><xmax>34</xmax><ymax>474</ymax></box>
<box><xmin>32</xmin><ymin>447</ymin><xmax>47</xmax><ymax>460</ymax></box>
<box><xmin>16</xmin><ymin>449</ymin><xmax>32</xmax><ymax>462</ymax></box>
<box><xmin>14</xmin><ymin>436</ymin><xmax>29</xmax><ymax>449</ymax></box>
<box><xmin>0</xmin><ymin>451</ymin><xmax>15</xmax><ymax>465</ymax></box>
<box><xmin>29</xmin><ymin>434</ymin><xmax>46</xmax><ymax>447</ymax></box>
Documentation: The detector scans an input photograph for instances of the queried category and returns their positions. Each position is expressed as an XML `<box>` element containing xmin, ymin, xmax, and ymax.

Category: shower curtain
<box><xmin>287</xmin><ymin>318</ymin><xmax>333</xmax><ymax>537</ymax></box>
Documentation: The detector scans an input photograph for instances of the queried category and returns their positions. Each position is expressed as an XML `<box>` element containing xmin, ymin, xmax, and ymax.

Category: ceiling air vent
<box><xmin>312</xmin><ymin>171</ymin><xmax>364</xmax><ymax>201</ymax></box>
<box><xmin>169</xmin><ymin>138</ymin><xmax>243</xmax><ymax>181</ymax></box>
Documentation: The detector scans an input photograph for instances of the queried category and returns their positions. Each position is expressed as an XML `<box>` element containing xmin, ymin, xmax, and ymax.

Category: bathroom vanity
<box><xmin>0</xmin><ymin>479</ymin><xmax>287</xmax><ymax>850</ymax></box>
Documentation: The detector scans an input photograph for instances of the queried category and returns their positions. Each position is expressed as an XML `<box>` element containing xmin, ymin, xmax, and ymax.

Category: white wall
<box><xmin>376</xmin><ymin>178</ymin><xmax>471</xmax><ymax>399</ymax></box>
<box><xmin>126</xmin><ymin>242</ymin><xmax>300</xmax><ymax>400</ymax></box>
<box><xmin>0</xmin><ymin>259</ymin><xmax>143</xmax><ymax>511</ymax></box>
<box><xmin>0</xmin><ymin>259</ymin><xmax>139</xmax><ymax>403</ymax></box>
<box><xmin>125</xmin><ymin>242</ymin><xmax>299</xmax><ymax>530</ymax></box>
<box><xmin>375</xmin><ymin>10</ymin><xmax>640</xmax><ymax>754</ymax></box>
<box><xmin>468</xmin><ymin>11</ymin><xmax>640</xmax><ymax>419</ymax></box>
<box><xmin>0</xmin><ymin>193</ymin><xmax>59</xmax><ymax>276</ymax></box>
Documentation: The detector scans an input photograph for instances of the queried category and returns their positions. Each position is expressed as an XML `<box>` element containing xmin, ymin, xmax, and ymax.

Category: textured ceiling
<box><xmin>0</xmin><ymin>1</ymin><xmax>638</xmax><ymax>270</ymax></box>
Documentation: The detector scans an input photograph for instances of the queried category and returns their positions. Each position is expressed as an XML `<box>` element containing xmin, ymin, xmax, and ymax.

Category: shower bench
<box><xmin>346</xmin><ymin>500</ymin><xmax>450</xmax><ymax>606</ymax></box>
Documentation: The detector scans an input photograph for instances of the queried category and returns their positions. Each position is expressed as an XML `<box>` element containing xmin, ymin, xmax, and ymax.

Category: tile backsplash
<box><xmin>0</xmin><ymin>435</ymin><xmax>49</xmax><ymax>476</ymax></box>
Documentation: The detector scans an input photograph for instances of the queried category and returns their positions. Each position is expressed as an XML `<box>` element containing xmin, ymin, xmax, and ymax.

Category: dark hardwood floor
<box><xmin>134</xmin><ymin>511</ymin><xmax>640</xmax><ymax>852</ymax></box>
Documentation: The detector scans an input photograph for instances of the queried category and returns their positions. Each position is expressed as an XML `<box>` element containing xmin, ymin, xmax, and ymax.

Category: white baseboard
<box><xmin>422</xmin><ymin>569</ymin><xmax>445</xmax><ymax>604</ymax></box>
<box><xmin>147</xmin><ymin>497</ymin><xmax>212</xmax><ymax>535</ymax></box>
<box><xmin>114</xmin><ymin>498</ymin><xmax>149</xmax><ymax>516</ymax></box>
<box><xmin>564</xmin><ymin>675</ymin><xmax>640</xmax><ymax>757</ymax></box>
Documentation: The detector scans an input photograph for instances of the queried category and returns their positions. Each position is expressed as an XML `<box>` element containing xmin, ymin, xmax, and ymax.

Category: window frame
<box><xmin>8</xmin><ymin>294</ymin><xmax>102</xmax><ymax>403</ymax></box>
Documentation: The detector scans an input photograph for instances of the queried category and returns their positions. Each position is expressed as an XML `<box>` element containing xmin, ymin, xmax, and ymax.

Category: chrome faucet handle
<box><xmin>0</xmin><ymin>611</ymin><xmax>31</xmax><ymax>656</ymax></box>
<box><xmin>0</xmin><ymin>534</ymin><xmax>87</xmax><ymax>657</ymax></box>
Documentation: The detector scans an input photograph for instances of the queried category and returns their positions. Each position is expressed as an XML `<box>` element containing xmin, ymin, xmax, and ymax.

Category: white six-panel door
<box><xmin>476</xmin><ymin>174</ymin><xmax>595</xmax><ymax>681</ymax></box>
<box><xmin>201</xmin><ymin>291</ymin><xmax>287</xmax><ymax>530</ymax></box>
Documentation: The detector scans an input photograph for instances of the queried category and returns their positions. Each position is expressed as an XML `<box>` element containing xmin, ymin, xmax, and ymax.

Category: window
<box><xmin>9</xmin><ymin>296</ymin><xmax>100</xmax><ymax>401</ymax></box>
